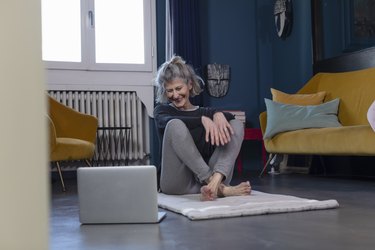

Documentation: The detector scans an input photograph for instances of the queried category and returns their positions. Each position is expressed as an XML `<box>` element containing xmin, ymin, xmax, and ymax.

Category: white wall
<box><xmin>0</xmin><ymin>1</ymin><xmax>48</xmax><ymax>249</ymax></box>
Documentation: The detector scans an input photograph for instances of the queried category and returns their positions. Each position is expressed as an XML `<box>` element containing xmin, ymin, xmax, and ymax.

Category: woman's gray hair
<box><xmin>154</xmin><ymin>55</ymin><xmax>203</xmax><ymax>103</ymax></box>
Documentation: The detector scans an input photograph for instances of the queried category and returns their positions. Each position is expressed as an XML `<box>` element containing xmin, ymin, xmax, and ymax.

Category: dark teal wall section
<box><xmin>255</xmin><ymin>0</ymin><xmax>314</xmax><ymax>117</ymax></box>
<box><xmin>199</xmin><ymin>0</ymin><xmax>259</xmax><ymax>127</ymax></box>
<box><xmin>321</xmin><ymin>0</ymin><xmax>345</xmax><ymax>59</ymax></box>
<box><xmin>152</xmin><ymin>0</ymin><xmax>314</xmax><ymax>171</ymax></box>
<box><xmin>199</xmin><ymin>0</ymin><xmax>313</xmax><ymax>126</ymax></box>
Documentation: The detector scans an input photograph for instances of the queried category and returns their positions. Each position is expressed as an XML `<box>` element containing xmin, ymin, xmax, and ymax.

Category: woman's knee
<box><xmin>165</xmin><ymin>119</ymin><xmax>187</xmax><ymax>134</ymax></box>
<box><xmin>230</xmin><ymin>119</ymin><xmax>244</xmax><ymax>138</ymax></box>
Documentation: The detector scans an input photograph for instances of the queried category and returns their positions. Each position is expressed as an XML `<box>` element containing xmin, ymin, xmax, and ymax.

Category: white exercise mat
<box><xmin>158</xmin><ymin>191</ymin><xmax>339</xmax><ymax>220</ymax></box>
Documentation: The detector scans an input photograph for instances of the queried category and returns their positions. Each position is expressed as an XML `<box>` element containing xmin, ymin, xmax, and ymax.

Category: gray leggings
<box><xmin>160</xmin><ymin>119</ymin><xmax>244</xmax><ymax>195</ymax></box>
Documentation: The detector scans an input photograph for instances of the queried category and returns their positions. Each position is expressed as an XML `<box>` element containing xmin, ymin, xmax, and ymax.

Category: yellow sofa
<box><xmin>259</xmin><ymin>67</ymin><xmax>375</xmax><ymax>156</ymax></box>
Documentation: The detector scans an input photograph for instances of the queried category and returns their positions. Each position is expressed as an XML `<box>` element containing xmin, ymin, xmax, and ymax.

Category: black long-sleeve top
<box><xmin>153</xmin><ymin>104</ymin><xmax>234</xmax><ymax>162</ymax></box>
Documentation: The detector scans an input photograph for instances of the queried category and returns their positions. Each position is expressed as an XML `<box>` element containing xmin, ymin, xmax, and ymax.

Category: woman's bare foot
<box><xmin>200</xmin><ymin>172</ymin><xmax>224</xmax><ymax>201</ymax></box>
<box><xmin>218</xmin><ymin>181</ymin><xmax>251</xmax><ymax>197</ymax></box>
<box><xmin>200</xmin><ymin>186</ymin><xmax>214</xmax><ymax>201</ymax></box>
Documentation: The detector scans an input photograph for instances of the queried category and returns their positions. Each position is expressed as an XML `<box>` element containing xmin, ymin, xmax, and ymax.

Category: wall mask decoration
<box><xmin>274</xmin><ymin>0</ymin><xmax>293</xmax><ymax>39</ymax></box>
<box><xmin>206</xmin><ymin>64</ymin><xmax>230</xmax><ymax>98</ymax></box>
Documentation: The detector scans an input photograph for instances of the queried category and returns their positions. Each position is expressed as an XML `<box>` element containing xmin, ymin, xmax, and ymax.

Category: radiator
<box><xmin>48</xmin><ymin>90</ymin><xmax>150</xmax><ymax>166</ymax></box>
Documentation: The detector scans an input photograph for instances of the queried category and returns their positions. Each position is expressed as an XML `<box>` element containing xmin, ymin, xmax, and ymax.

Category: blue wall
<box><xmin>153</xmin><ymin>0</ymin><xmax>314</xmax><ymax>171</ymax></box>
<box><xmin>199</xmin><ymin>0</ymin><xmax>259</xmax><ymax>127</ymax></box>
<box><xmin>199</xmin><ymin>0</ymin><xmax>313</xmax><ymax>126</ymax></box>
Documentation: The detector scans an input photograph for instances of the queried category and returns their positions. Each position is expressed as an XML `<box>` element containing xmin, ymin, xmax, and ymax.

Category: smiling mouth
<box><xmin>172</xmin><ymin>100</ymin><xmax>183</xmax><ymax>107</ymax></box>
<box><xmin>171</xmin><ymin>95</ymin><xmax>185</xmax><ymax>103</ymax></box>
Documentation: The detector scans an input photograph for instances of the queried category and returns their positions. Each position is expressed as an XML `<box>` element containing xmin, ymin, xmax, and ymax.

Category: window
<box><xmin>42</xmin><ymin>0</ymin><xmax>81</xmax><ymax>63</ymax></box>
<box><xmin>41</xmin><ymin>0</ymin><xmax>155</xmax><ymax>72</ymax></box>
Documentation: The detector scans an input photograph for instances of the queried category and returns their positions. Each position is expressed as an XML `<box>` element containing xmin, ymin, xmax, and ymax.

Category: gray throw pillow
<box><xmin>264</xmin><ymin>98</ymin><xmax>342</xmax><ymax>139</ymax></box>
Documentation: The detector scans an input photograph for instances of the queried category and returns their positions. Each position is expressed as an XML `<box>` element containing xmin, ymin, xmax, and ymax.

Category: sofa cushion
<box><xmin>264</xmin><ymin>98</ymin><xmax>342</xmax><ymax>139</ymax></box>
<box><xmin>263</xmin><ymin>125</ymin><xmax>375</xmax><ymax>155</ymax></box>
<box><xmin>271</xmin><ymin>88</ymin><xmax>326</xmax><ymax>105</ymax></box>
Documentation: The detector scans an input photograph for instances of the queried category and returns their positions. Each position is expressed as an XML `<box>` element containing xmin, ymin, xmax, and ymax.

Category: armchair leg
<box><xmin>259</xmin><ymin>153</ymin><xmax>274</xmax><ymax>177</ymax></box>
<box><xmin>55</xmin><ymin>161</ymin><xmax>66</xmax><ymax>192</ymax></box>
<box><xmin>85</xmin><ymin>159</ymin><xmax>92</xmax><ymax>167</ymax></box>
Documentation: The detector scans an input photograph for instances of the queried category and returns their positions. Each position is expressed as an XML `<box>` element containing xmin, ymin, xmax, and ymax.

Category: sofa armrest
<box><xmin>259</xmin><ymin>111</ymin><xmax>267</xmax><ymax>136</ymax></box>
<box><xmin>47</xmin><ymin>115</ymin><xmax>57</xmax><ymax>152</ymax></box>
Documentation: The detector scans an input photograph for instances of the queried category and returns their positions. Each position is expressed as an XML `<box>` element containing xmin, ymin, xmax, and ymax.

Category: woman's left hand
<box><xmin>213</xmin><ymin>112</ymin><xmax>234</xmax><ymax>145</ymax></box>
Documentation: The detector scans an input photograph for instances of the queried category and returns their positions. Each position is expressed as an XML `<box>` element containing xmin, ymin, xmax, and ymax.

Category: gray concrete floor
<box><xmin>50</xmin><ymin>172</ymin><xmax>375</xmax><ymax>250</ymax></box>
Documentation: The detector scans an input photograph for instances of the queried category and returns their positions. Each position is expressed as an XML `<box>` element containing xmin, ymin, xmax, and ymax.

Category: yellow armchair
<box><xmin>48</xmin><ymin>94</ymin><xmax>98</xmax><ymax>191</ymax></box>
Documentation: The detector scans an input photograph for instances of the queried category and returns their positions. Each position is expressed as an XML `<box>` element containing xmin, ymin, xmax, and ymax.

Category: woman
<box><xmin>154</xmin><ymin>56</ymin><xmax>251</xmax><ymax>201</ymax></box>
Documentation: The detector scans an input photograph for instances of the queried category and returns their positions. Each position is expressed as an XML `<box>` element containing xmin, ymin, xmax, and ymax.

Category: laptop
<box><xmin>77</xmin><ymin>165</ymin><xmax>166</xmax><ymax>224</ymax></box>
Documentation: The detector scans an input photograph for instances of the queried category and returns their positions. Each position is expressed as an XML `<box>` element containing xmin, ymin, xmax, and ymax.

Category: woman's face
<box><xmin>165</xmin><ymin>78</ymin><xmax>192</xmax><ymax>110</ymax></box>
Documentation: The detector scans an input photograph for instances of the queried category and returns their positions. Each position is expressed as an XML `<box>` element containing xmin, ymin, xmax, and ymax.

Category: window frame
<box><xmin>43</xmin><ymin>0</ymin><xmax>155</xmax><ymax>73</ymax></box>
<box><xmin>44</xmin><ymin>0</ymin><xmax>156</xmax><ymax>101</ymax></box>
